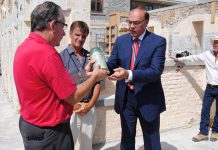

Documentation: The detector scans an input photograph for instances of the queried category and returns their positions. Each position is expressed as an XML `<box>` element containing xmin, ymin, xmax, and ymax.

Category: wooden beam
<box><xmin>211</xmin><ymin>1</ymin><xmax>216</xmax><ymax>24</ymax></box>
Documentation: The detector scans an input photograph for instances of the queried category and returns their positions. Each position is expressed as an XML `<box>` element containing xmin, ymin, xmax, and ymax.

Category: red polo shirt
<box><xmin>13</xmin><ymin>32</ymin><xmax>77</xmax><ymax>127</ymax></box>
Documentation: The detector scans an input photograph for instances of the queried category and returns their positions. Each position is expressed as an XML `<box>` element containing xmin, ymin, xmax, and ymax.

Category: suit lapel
<box><xmin>134</xmin><ymin>31</ymin><xmax>151</xmax><ymax>68</ymax></box>
<box><xmin>125</xmin><ymin>34</ymin><xmax>133</xmax><ymax>69</ymax></box>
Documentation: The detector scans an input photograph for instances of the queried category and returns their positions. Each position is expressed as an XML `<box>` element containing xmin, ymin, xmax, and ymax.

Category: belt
<box><xmin>20</xmin><ymin>116</ymin><xmax>70</xmax><ymax>128</ymax></box>
<box><xmin>79</xmin><ymin>99</ymin><xmax>89</xmax><ymax>103</ymax></box>
<box><xmin>207</xmin><ymin>84</ymin><xmax>218</xmax><ymax>88</ymax></box>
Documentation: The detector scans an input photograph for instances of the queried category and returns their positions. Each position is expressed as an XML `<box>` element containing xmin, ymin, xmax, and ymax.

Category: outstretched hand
<box><xmin>85</xmin><ymin>59</ymin><xmax>109</xmax><ymax>82</ymax></box>
<box><xmin>92</xmin><ymin>64</ymin><xmax>109</xmax><ymax>82</ymax></box>
<box><xmin>169</xmin><ymin>56</ymin><xmax>182</xmax><ymax>72</ymax></box>
<box><xmin>169</xmin><ymin>56</ymin><xmax>178</xmax><ymax>61</ymax></box>
<box><xmin>108</xmin><ymin>67</ymin><xmax>128</xmax><ymax>81</ymax></box>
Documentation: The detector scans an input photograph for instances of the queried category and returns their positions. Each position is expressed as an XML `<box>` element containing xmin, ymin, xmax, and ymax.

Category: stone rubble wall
<box><xmin>148</xmin><ymin>1</ymin><xmax>218</xmax><ymax>56</ymax></box>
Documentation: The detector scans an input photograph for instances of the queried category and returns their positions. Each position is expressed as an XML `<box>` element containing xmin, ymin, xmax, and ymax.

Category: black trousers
<box><xmin>19</xmin><ymin>116</ymin><xmax>74</xmax><ymax>150</ymax></box>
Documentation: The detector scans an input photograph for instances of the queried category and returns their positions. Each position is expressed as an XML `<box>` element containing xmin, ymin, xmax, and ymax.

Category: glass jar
<box><xmin>90</xmin><ymin>47</ymin><xmax>108</xmax><ymax>70</ymax></box>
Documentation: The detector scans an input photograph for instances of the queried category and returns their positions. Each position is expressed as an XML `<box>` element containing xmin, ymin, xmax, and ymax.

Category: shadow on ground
<box><xmin>161</xmin><ymin>141</ymin><xmax>178</xmax><ymax>150</ymax></box>
<box><xmin>93</xmin><ymin>142</ymin><xmax>119</xmax><ymax>150</ymax></box>
<box><xmin>93</xmin><ymin>141</ymin><xmax>177</xmax><ymax>150</ymax></box>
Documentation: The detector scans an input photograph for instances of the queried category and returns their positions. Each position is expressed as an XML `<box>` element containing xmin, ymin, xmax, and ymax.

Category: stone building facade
<box><xmin>90</xmin><ymin>0</ymin><xmax>130</xmax><ymax>51</ymax></box>
<box><xmin>0</xmin><ymin>0</ymin><xmax>218</xmax><ymax>144</ymax></box>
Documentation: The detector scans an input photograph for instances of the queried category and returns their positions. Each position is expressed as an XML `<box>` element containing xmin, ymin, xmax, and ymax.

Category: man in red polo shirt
<box><xmin>13</xmin><ymin>2</ymin><xmax>108</xmax><ymax>150</ymax></box>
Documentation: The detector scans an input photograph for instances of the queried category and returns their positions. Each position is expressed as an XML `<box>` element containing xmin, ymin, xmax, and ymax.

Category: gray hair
<box><xmin>31</xmin><ymin>1</ymin><xmax>62</xmax><ymax>32</ymax></box>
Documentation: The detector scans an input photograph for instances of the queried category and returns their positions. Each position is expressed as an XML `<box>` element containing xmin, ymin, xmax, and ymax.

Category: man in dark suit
<box><xmin>107</xmin><ymin>7</ymin><xmax>166</xmax><ymax>150</ymax></box>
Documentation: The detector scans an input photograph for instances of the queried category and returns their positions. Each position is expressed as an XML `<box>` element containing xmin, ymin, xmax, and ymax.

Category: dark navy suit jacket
<box><xmin>107</xmin><ymin>30</ymin><xmax>166</xmax><ymax>122</ymax></box>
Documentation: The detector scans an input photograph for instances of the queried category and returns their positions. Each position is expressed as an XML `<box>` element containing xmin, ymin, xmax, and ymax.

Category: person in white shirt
<box><xmin>170</xmin><ymin>35</ymin><xmax>218</xmax><ymax>142</ymax></box>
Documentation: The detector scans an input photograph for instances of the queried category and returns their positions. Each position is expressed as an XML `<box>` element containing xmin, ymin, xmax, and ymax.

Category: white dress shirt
<box><xmin>178</xmin><ymin>50</ymin><xmax>218</xmax><ymax>85</ymax></box>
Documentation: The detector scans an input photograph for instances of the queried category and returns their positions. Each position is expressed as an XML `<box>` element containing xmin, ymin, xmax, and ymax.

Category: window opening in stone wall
<box><xmin>131</xmin><ymin>1</ymin><xmax>173</xmax><ymax>11</ymax></box>
<box><xmin>192</xmin><ymin>21</ymin><xmax>203</xmax><ymax>53</ymax></box>
<box><xmin>145</xmin><ymin>5</ymin><xmax>153</xmax><ymax>11</ymax></box>
<box><xmin>90</xmin><ymin>32</ymin><xmax>106</xmax><ymax>54</ymax></box>
<box><xmin>91</xmin><ymin>0</ymin><xmax>103</xmax><ymax>13</ymax></box>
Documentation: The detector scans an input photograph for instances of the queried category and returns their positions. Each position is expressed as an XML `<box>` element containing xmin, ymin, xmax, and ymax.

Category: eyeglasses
<box><xmin>213</xmin><ymin>40</ymin><xmax>218</xmax><ymax>44</ymax></box>
<box><xmin>128</xmin><ymin>20</ymin><xmax>145</xmax><ymax>26</ymax></box>
<box><xmin>56</xmin><ymin>20</ymin><xmax>68</xmax><ymax>30</ymax></box>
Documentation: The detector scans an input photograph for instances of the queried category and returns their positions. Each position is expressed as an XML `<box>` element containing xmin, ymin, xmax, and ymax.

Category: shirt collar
<box><xmin>29</xmin><ymin>32</ymin><xmax>49</xmax><ymax>44</ymax></box>
<box><xmin>132</xmin><ymin>30</ymin><xmax>146</xmax><ymax>41</ymax></box>
<box><xmin>66</xmin><ymin>44</ymin><xmax>86</xmax><ymax>56</ymax></box>
<box><xmin>66</xmin><ymin>44</ymin><xmax>74</xmax><ymax>55</ymax></box>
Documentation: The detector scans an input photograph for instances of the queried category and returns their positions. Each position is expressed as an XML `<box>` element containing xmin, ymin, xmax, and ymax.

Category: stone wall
<box><xmin>91</xmin><ymin>0</ymin><xmax>218</xmax><ymax>56</ymax></box>
<box><xmin>148</xmin><ymin>1</ymin><xmax>218</xmax><ymax>56</ymax></box>
<box><xmin>90</xmin><ymin>0</ymin><xmax>130</xmax><ymax>51</ymax></box>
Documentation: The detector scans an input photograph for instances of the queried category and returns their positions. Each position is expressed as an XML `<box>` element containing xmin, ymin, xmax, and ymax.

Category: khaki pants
<box><xmin>70</xmin><ymin>106</ymin><xmax>96</xmax><ymax>150</ymax></box>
